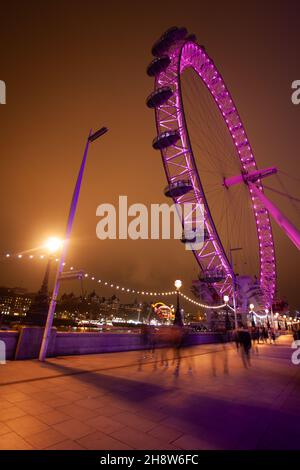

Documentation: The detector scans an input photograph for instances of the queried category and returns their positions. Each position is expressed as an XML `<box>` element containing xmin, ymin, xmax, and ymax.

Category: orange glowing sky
<box><xmin>0</xmin><ymin>0</ymin><xmax>299</xmax><ymax>310</ymax></box>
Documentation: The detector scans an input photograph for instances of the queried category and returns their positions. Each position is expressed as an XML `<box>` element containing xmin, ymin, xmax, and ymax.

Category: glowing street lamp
<box><xmin>174</xmin><ymin>279</ymin><xmax>183</xmax><ymax>326</ymax></box>
<box><xmin>223</xmin><ymin>295</ymin><xmax>231</xmax><ymax>331</ymax></box>
<box><xmin>265</xmin><ymin>308</ymin><xmax>271</xmax><ymax>328</ymax></box>
<box><xmin>223</xmin><ymin>294</ymin><xmax>238</xmax><ymax>329</ymax></box>
<box><xmin>249</xmin><ymin>303</ymin><xmax>255</xmax><ymax>327</ymax></box>
<box><xmin>24</xmin><ymin>237</ymin><xmax>62</xmax><ymax>327</ymax></box>
<box><xmin>44</xmin><ymin>237</ymin><xmax>63</xmax><ymax>254</ymax></box>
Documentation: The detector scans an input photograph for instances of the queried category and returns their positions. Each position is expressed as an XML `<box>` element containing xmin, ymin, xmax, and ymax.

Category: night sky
<box><xmin>0</xmin><ymin>0</ymin><xmax>299</xmax><ymax>310</ymax></box>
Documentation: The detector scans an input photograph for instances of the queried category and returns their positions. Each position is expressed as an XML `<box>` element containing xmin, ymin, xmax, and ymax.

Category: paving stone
<box><xmin>25</xmin><ymin>428</ymin><xmax>66</xmax><ymax>449</ymax></box>
<box><xmin>85</xmin><ymin>415</ymin><xmax>126</xmax><ymax>434</ymax></box>
<box><xmin>113</xmin><ymin>411</ymin><xmax>157</xmax><ymax>432</ymax></box>
<box><xmin>111</xmin><ymin>426</ymin><xmax>178</xmax><ymax>450</ymax></box>
<box><xmin>3</xmin><ymin>391</ymin><xmax>31</xmax><ymax>403</ymax></box>
<box><xmin>92</xmin><ymin>404</ymin><xmax>124</xmax><ymax>417</ymax></box>
<box><xmin>38</xmin><ymin>409</ymin><xmax>71</xmax><ymax>426</ymax></box>
<box><xmin>46</xmin><ymin>439</ymin><xmax>85</xmax><ymax>450</ymax></box>
<box><xmin>6</xmin><ymin>415</ymin><xmax>49</xmax><ymax>438</ymax></box>
<box><xmin>0</xmin><ymin>422</ymin><xmax>11</xmax><ymax>436</ymax></box>
<box><xmin>17</xmin><ymin>399</ymin><xmax>53</xmax><ymax>415</ymax></box>
<box><xmin>74</xmin><ymin>397</ymin><xmax>106</xmax><ymax>410</ymax></box>
<box><xmin>0</xmin><ymin>406</ymin><xmax>27</xmax><ymax>421</ymax></box>
<box><xmin>77</xmin><ymin>431</ymin><xmax>133</xmax><ymax>450</ymax></box>
<box><xmin>56</xmin><ymin>390</ymin><xmax>83</xmax><ymax>402</ymax></box>
<box><xmin>173</xmin><ymin>433</ymin><xmax>218</xmax><ymax>450</ymax></box>
<box><xmin>0</xmin><ymin>432</ymin><xmax>34</xmax><ymax>450</ymax></box>
<box><xmin>52</xmin><ymin>418</ymin><xmax>95</xmax><ymax>440</ymax></box>
<box><xmin>148</xmin><ymin>424</ymin><xmax>183</xmax><ymax>443</ymax></box>
<box><xmin>57</xmin><ymin>403</ymin><xmax>97</xmax><ymax>421</ymax></box>
<box><xmin>0</xmin><ymin>399</ymin><xmax>14</xmax><ymax>410</ymax></box>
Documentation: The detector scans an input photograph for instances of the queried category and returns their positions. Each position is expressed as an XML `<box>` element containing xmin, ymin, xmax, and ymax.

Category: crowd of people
<box><xmin>233</xmin><ymin>325</ymin><xmax>279</xmax><ymax>368</ymax></box>
<box><xmin>139</xmin><ymin>324</ymin><xmax>186</xmax><ymax>375</ymax></box>
<box><xmin>138</xmin><ymin>323</ymin><xmax>286</xmax><ymax>375</ymax></box>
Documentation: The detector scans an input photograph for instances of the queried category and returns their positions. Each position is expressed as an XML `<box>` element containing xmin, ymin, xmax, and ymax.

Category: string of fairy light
<box><xmin>2</xmin><ymin>251</ymin><xmax>229</xmax><ymax>310</ymax></box>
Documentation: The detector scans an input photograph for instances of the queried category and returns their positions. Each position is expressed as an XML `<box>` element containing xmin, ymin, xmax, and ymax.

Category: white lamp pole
<box><xmin>174</xmin><ymin>280</ymin><xmax>183</xmax><ymax>326</ymax></box>
<box><xmin>249</xmin><ymin>303</ymin><xmax>255</xmax><ymax>327</ymax></box>
<box><xmin>39</xmin><ymin>127</ymin><xmax>108</xmax><ymax>361</ymax></box>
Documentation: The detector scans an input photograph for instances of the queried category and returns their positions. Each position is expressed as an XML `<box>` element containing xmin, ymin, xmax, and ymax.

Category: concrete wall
<box><xmin>0</xmin><ymin>327</ymin><xmax>226</xmax><ymax>360</ymax></box>
<box><xmin>54</xmin><ymin>332</ymin><xmax>148</xmax><ymax>356</ymax></box>
<box><xmin>14</xmin><ymin>327</ymin><xmax>57</xmax><ymax>360</ymax></box>
<box><xmin>0</xmin><ymin>331</ymin><xmax>19</xmax><ymax>360</ymax></box>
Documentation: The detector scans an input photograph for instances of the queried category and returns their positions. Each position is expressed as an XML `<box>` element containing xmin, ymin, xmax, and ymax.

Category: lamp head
<box><xmin>174</xmin><ymin>279</ymin><xmax>182</xmax><ymax>290</ymax></box>
<box><xmin>45</xmin><ymin>237</ymin><xmax>63</xmax><ymax>254</ymax></box>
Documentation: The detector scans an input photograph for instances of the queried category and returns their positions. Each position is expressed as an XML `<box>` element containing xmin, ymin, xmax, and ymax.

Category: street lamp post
<box><xmin>274</xmin><ymin>312</ymin><xmax>279</xmax><ymax>330</ymax></box>
<box><xmin>265</xmin><ymin>308</ymin><xmax>270</xmax><ymax>329</ymax></box>
<box><xmin>249</xmin><ymin>303</ymin><xmax>255</xmax><ymax>327</ymax></box>
<box><xmin>223</xmin><ymin>295</ymin><xmax>231</xmax><ymax>331</ymax></box>
<box><xmin>39</xmin><ymin>127</ymin><xmax>108</xmax><ymax>361</ymax></box>
<box><xmin>223</xmin><ymin>294</ymin><xmax>238</xmax><ymax>330</ymax></box>
<box><xmin>25</xmin><ymin>238</ymin><xmax>63</xmax><ymax>326</ymax></box>
<box><xmin>174</xmin><ymin>279</ymin><xmax>183</xmax><ymax>327</ymax></box>
<box><xmin>229</xmin><ymin>247</ymin><xmax>241</xmax><ymax>330</ymax></box>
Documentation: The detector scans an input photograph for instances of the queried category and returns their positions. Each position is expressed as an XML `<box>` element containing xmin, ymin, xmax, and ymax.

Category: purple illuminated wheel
<box><xmin>146</xmin><ymin>27</ymin><xmax>276</xmax><ymax>309</ymax></box>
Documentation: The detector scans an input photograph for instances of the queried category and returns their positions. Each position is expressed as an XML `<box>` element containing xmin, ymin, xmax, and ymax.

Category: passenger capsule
<box><xmin>164</xmin><ymin>179</ymin><xmax>193</xmax><ymax>198</ymax></box>
<box><xmin>146</xmin><ymin>56</ymin><xmax>171</xmax><ymax>77</ymax></box>
<box><xmin>146</xmin><ymin>86</ymin><xmax>173</xmax><ymax>108</ymax></box>
<box><xmin>152</xmin><ymin>130</ymin><xmax>181</xmax><ymax>150</ymax></box>
<box><xmin>151</xmin><ymin>26</ymin><xmax>188</xmax><ymax>56</ymax></box>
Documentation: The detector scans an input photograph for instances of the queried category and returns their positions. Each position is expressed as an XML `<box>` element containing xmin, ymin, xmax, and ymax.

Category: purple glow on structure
<box><xmin>152</xmin><ymin>38</ymin><xmax>277</xmax><ymax>308</ymax></box>
<box><xmin>249</xmin><ymin>183</ymin><xmax>300</xmax><ymax>251</ymax></box>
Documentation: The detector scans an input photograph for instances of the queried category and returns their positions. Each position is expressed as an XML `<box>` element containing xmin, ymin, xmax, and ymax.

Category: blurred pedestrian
<box><xmin>237</xmin><ymin>326</ymin><xmax>252</xmax><ymax>368</ymax></box>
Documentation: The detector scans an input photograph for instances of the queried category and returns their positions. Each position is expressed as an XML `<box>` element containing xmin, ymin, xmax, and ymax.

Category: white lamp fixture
<box><xmin>44</xmin><ymin>237</ymin><xmax>63</xmax><ymax>254</ymax></box>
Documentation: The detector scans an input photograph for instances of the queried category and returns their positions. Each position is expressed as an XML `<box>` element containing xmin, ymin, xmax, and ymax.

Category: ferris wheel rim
<box><xmin>149</xmin><ymin>34</ymin><xmax>276</xmax><ymax>308</ymax></box>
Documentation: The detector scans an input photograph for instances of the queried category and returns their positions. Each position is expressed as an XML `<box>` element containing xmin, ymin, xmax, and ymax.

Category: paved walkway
<box><xmin>0</xmin><ymin>334</ymin><xmax>299</xmax><ymax>450</ymax></box>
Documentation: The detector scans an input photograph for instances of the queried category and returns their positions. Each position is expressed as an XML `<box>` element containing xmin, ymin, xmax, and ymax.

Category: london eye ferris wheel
<box><xmin>146</xmin><ymin>27</ymin><xmax>278</xmax><ymax>311</ymax></box>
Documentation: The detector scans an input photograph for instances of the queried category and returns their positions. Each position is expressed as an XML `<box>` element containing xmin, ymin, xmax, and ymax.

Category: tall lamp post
<box><xmin>223</xmin><ymin>294</ymin><xmax>238</xmax><ymax>329</ymax></box>
<box><xmin>223</xmin><ymin>295</ymin><xmax>231</xmax><ymax>331</ymax></box>
<box><xmin>44</xmin><ymin>237</ymin><xmax>63</xmax><ymax>283</ymax></box>
<box><xmin>174</xmin><ymin>279</ymin><xmax>183</xmax><ymax>326</ymax></box>
<box><xmin>39</xmin><ymin>127</ymin><xmax>108</xmax><ymax>361</ymax></box>
<box><xmin>274</xmin><ymin>312</ymin><xmax>279</xmax><ymax>330</ymax></box>
<box><xmin>26</xmin><ymin>237</ymin><xmax>63</xmax><ymax>326</ymax></box>
<box><xmin>265</xmin><ymin>308</ymin><xmax>270</xmax><ymax>328</ymax></box>
<box><xmin>249</xmin><ymin>303</ymin><xmax>255</xmax><ymax>327</ymax></box>
<box><xmin>229</xmin><ymin>247</ymin><xmax>241</xmax><ymax>330</ymax></box>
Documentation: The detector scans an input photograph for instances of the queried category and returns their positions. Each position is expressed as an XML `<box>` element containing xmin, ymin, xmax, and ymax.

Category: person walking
<box><xmin>238</xmin><ymin>326</ymin><xmax>252</xmax><ymax>368</ymax></box>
